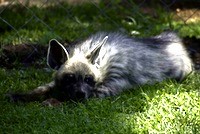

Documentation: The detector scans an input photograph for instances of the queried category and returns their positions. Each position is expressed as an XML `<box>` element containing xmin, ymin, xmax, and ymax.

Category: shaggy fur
<box><xmin>7</xmin><ymin>31</ymin><xmax>193</xmax><ymax>105</ymax></box>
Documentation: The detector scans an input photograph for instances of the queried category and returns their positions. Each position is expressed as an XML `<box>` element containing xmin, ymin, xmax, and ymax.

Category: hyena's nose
<box><xmin>75</xmin><ymin>90</ymin><xmax>86</xmax><ymax>100</ymax></box>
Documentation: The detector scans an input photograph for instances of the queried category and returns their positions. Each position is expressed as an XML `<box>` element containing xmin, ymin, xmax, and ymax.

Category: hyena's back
<box><xmin>79</xmin><ymin>32</ymin><xmax>193</xmax><ymax>95</ymax></box>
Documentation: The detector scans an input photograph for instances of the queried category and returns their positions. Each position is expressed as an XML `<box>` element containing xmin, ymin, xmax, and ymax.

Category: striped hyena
<box><xmin>7</xmin><ymin>31</ymin><xmax>193</xmax><ymax>106</ymax></box>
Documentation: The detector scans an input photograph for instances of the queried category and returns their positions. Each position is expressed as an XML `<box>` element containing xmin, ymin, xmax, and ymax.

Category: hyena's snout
<box><xmin>73</xmin><ymin>83</ymin><xmax>92</xmax><ymax>101</ymax></box>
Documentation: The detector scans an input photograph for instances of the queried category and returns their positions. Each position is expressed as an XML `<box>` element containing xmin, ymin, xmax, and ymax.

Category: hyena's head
<box><xmin>47</xmin><ymin>37</ymin><xmax>108</xmax><ymax>101</ymax></box>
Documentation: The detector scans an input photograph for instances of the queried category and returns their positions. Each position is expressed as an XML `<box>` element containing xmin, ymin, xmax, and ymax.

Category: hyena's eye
<box><xmin>84</xmin><ymin>75</ymin><xmax>95</xmax><ymax>86</ymax></box>
<box><xmin>62</xmin><ymin>73</ymin><xmax>76</xmax><ymax>84</ymax></box>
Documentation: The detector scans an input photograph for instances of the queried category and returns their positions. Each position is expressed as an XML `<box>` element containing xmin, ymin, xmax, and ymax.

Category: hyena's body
<box><xmin>8</xmin><ymin>31</ymin><xmax>193</xmax><ymax>104</ymax></box>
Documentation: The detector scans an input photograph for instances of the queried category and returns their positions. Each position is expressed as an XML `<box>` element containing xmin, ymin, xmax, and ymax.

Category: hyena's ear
<box><xmin>47</xmin><ymin>39</ymin><xmax>69</xmax><ymax>70</ymax></box>
<box><xmin>86</xmin><ymin>36</ymin><xmax>108</xmax><ymax>60</ymax></box>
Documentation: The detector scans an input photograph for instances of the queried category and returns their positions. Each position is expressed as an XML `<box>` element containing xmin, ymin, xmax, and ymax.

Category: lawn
<box><xmin>0</xmin><ymin>1</ymin><xmax>200</xmax><ymax>133</ymax></box>
<box><xmin>0</xmin><ymin>68</ymin><xmax>199</xmax><ymax>133</ymax></box>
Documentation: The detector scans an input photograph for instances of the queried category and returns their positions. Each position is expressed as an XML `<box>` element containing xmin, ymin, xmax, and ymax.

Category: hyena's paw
<box><xmin>92</xmin><ymin>91</ymin><xmax>106</xmax><ymax>98</ymax></box>
<box><xmin>92</xmin><ymin>89</ymin><xmax>111</xmax><ymax>98</ymax></box>
<box><xmin>42</xmin><ymin>98</ymin><xmax>62</xmax><ymax>107</ymax></box>
<box><xmin>92</xmin><ymin>86</ymin><xmax>118</xmax><ymax>98</ymax></box>
<box><xmin>5</xmin><ymin>93</ymin><xmax>26</xmax><ymax>102</ymax></box>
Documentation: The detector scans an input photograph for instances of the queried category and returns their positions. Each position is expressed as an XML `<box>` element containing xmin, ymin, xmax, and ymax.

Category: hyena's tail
<box><xmin>159</xmin><ymin>32</ymin><xmax>193</xmax><ymax>81</ymax></box>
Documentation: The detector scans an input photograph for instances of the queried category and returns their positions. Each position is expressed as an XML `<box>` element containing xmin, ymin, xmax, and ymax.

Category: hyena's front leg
<box><xmin>92</xmin><ymin>86</ymin><xmax>122</xmax><ymax>98</ymax></box>
<box><xmin>92</xmin><ymin>79</ymin><xmax>131</xmax><ymax>98</ymax></box>
<box><xmin>6</xmin><ymin>81</ymin><xmax>55</xmax><ymax>103</ymax></box>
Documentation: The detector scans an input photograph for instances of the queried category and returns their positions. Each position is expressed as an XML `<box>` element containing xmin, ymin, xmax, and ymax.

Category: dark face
<box><xmin>55</xmin><ymin>73</ymin><xmax>96</xmax><ymax>101</ymax></box>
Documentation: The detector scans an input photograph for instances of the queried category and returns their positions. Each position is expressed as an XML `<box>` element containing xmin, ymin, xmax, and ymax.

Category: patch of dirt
<box><xmin>0</xmin><ymin>44</ymin><xmax>47</xmax><ymax>69</ymax></box>
<box><xmin>183</xmin><ymin>37</ymin><xmax>200</xmax><ymax>70</ymax></box>
<box><xmin>140</xmin><ymin>1</ymin><xmax>200</xmax><ymax>24</ymax></box>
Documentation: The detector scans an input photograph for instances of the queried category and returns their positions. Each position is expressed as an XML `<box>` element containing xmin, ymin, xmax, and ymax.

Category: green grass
<box><xmin>0</xmin><ymin>1</ymin><xmax>200</xmax><ymax>133</ymax></box>
<box><xmin>0</xmin><ymin>68</ymin><xmax>200</xmax><ymax>133</ymax></box>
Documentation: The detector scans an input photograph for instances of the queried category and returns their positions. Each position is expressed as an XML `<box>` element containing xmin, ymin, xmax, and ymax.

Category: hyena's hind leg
<box><xmin>6</xmin><ymin>81</ymin><xmax>55</xmax><ymax>103</ymax></box>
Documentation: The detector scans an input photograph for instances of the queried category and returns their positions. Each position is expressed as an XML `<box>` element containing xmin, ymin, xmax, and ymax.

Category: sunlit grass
<box><xmin>0</xmin><ymin>69</ymin><xmax>199</xmax><ymax>133</ymax></box>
